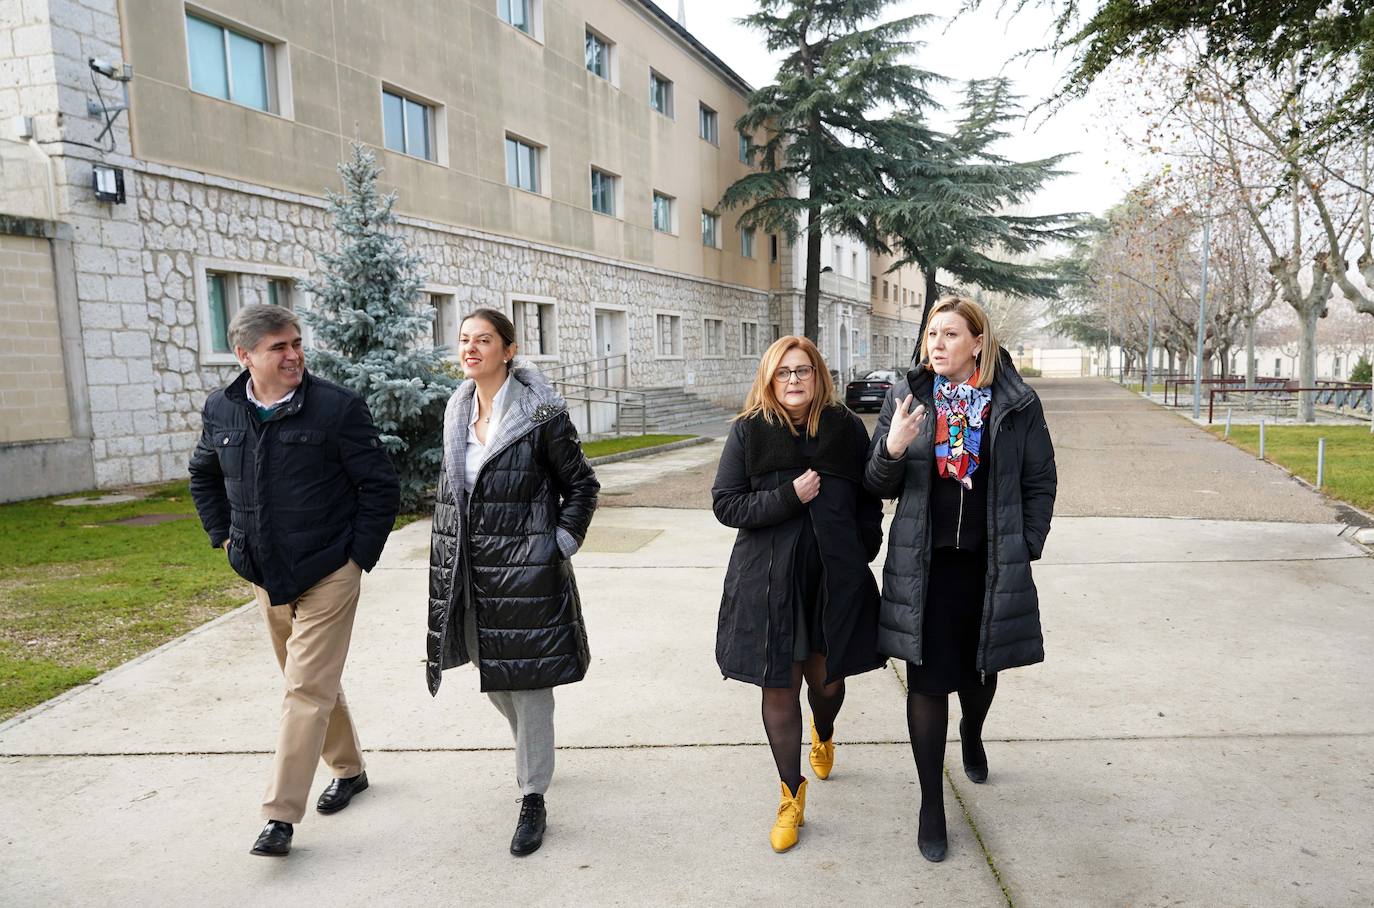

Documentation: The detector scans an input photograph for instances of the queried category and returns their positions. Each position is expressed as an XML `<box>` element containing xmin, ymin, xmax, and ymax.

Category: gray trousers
<box><xmin>464</xmin><ymin>594</ymin><xmax>556</xmax><ymax>796</ymax></box>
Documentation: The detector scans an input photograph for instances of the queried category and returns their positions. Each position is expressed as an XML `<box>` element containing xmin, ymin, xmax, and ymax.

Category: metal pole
<box><xmin>1145</xmin><ymin>309</ymin><xmax>1155</xmax><ymax>397</ymax></box>
<box><xmin>1194</xmin><ymin>119</ymin><xmax>1218</xmax><ymax>419</ymax></box>
<box><xmin>1317</xmin><ymin>437</ymin><xmax>1325</xmax><ymax>488</ymax></box>
<box><xmin>1258</xmin><ymin>418</ymin><xmax>1266</xmax><ymax>460</ymax></box>
<box><xmin>1224</xmin><ymin>408</ymin><xmax>1232</xmax><ymax>439</ymax></box>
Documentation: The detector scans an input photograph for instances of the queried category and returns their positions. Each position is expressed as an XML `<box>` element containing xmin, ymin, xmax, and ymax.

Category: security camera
<box><xmin>89</xmin><ymin>58</ymin><xmax>132</xmax><ymax>80</ymax></box>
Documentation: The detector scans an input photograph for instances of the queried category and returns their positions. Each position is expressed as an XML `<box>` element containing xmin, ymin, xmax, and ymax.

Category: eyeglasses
<box><xmin>773</xmin><ymin>365</ymin><xmax>815</xmax><ymax>383</ymax></box>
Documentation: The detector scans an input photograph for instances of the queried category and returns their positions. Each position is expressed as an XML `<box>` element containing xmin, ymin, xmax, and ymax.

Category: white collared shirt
<box><xmin>246</xmin><ymin>379</ymin><xmax>297</xmax><ymax>410</ymax></box>
<box><xmin>463</xmin><ymin>375</ymin><xmax>515</xmax><ymax>493</ymax></box>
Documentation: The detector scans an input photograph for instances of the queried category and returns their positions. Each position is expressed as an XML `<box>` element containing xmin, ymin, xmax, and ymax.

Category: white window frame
<box><xmin>504</xmin><ymin>132</ymin><xmax>547</xmax><ymax>195</ymax></box>
<box><xmin>702</xmin><ymin>317</ymin><xmax>726</xmax><ymax>360</ymax></box>
<box><xmin>381</xmin><ymin>83</ymin><xmax>447</xmax><ymax>165</ymax></box>
<box><xmin>194</xmin><ymin>258</ymin><xmax>309</xmax><ymax>365</ymax></box>
<box><xmin>507</xmin><ymin>293</ymin><xmax>559</xmax><ymax>362</ymax></box>
<box><xmin>698</xmin><ymin>102</ymin><xmax>718</xmax><ymax>145</ymax></box>
<box><xmin>497</xmin><ymin>0</ymin><xmax>544</xmax><ymax>42</ymax></box>
<box><xmin>584</xmin><ymin>25</ymin><xmax>619</xmax><ymax>86</ymax></box>
<box><xmin>590</xmin><ymin>166</ymin><xmax>622</xmax><ymax>218</ymax></box>
<box><xmin>741</xmin><ymin>226</ymin><xmax>756</xmax><ymax>259</ymax></box>
<box><xmin>740</xmin><ymin>320</ymin><xmax>760</xmax><ymax>358</ymax></box>
<box><xmin>652</xmin><ymin>190</ymin><xmax>677</xmax><ymax>234</ymax></box>
<box><xmin>701</xmin><ymin>209</ymin><xmax>721</xmax><ymax>249</ymax></box>
<box><xmin>422</xmin><ymin>283</ymin><xmax>461</xmax><ymax>357</ymax></box>
<box><xmin>184</xmin><ymin>5</ymin><xmax>293</xmax><ymax>118</ymax></box>
<box><xmin>653</xmin><ymin>309</ymin><xmax>684</xmax><ymax>361</ymax></box>
<box><xmin>649</xmin><ymin>69</ymin><xmax>674</xmax><ymax>118</ymax></box>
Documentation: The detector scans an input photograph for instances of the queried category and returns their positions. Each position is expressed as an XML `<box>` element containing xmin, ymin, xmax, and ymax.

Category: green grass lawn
<box><xmin>1208</xmin><ymin>424</ymin><xmax>1374</xmax><ymax>512</ymax></box>
<box><xmin>582</xmin><ymin>433</ymin><xmax>694</xmax><ymax>459</ymax></box>
<box><xmin>0</xmin><ymin>481</ymin><xmax>250</xmax><ymax>721</ymax></box>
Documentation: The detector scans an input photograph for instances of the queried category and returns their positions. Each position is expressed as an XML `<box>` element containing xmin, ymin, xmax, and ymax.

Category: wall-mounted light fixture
<box><xmin>92</xmin><ymin>164</ymin><xmax>126</xmax><ymax>203</ymax></box>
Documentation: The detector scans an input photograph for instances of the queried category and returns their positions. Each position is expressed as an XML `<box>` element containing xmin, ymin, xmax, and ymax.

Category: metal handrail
<box><xmin>542</xmin><ymin>353</ymin><xmax>630</xmax><ymax>386</ymax></box>
<box><xmin>1206</xmin><ymin>385</ymin><xmax>1373</xmax><ymax>422</ymax></box>
<box><xmin>551</xmin><ymin>379</ymin><xmax>647</xmax><ymax>436</ymax></box>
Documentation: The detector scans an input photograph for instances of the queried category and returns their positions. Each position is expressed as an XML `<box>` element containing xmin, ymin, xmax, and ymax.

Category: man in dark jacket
<box><xmin>189</xmin><ymin>304</ymin><xmax>399</xmax><ymax>858</ymax></box>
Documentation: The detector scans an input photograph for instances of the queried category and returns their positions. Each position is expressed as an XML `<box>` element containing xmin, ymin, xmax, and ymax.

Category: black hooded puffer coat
<box><xmin>864</xmin><ymin>350</ymin><xmax>1057</xmax><ymax>676</ymax></box>
<box><xmin>426</xmin><ymin>366</ymin><xmax>599</xmax><ymax>694</ymax></box>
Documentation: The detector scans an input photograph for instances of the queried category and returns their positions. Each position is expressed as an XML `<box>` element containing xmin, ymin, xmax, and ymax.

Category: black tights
<box><xmin>761</xmin><ymin>653</ymin><xmax>845</xmax><ymax>792</ymax></box>
<box><xmin>905</xmin><ymin>673</ymin><xmax>998</xmax><ymax>843</ymax></box>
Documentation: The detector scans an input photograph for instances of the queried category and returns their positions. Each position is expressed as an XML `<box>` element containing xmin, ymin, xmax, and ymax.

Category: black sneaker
<box><xmin>509</xmin><ymin>793</ymin><xmax>546</xmax><ymax>856</ymax></box>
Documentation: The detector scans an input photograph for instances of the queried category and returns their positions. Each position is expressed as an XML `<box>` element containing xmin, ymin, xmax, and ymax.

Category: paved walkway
<box><xmin>2</xmin><ymin>378</ymin><xmax>1371</xmax><ymax>906</ymax></box>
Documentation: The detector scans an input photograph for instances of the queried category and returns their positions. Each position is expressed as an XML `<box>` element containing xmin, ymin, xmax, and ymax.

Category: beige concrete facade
<box><xmin>867</xmin><ymin>248</ymin><xmax>924</xmax><ymax>369</ymax></box>
<box><xmin>124</xmin><ymin>0</ymin><xmax>771</xmax><ymax>290</ymax></box>
<box><xmin>0</xmin><ymin>232</ymin><xmax>72</xmax><ymax>443</ymax></box>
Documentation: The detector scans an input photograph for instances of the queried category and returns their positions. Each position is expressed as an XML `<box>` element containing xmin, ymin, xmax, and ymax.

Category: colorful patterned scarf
<box><xmin>934</xmin><ymin>372</ymin><xmax>992</xmax><ymax>489</ymax></box>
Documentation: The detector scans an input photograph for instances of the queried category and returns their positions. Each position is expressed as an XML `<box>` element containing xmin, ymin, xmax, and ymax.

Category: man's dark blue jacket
<box><xmin>189</xmin><ymin>369</ymin><xmax>401</xmax><ymax>606</ymax></box>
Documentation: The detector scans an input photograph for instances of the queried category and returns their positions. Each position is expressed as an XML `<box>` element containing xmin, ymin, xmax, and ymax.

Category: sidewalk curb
<box><xmin>0</xmin><ymin>597</ymin><xmax>258</xmax><ymax>737</ymax></box>
<box><xmin>587</xmin><ymin>435</ymin><xmax>713</xmax><ymax>466</ymax></box>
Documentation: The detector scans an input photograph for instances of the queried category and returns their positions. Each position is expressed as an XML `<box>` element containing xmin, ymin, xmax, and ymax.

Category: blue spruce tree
<box><xmin>301</xmin><ymin>142</ymin><xmax>458</xmax><ymax>512</ymax></box>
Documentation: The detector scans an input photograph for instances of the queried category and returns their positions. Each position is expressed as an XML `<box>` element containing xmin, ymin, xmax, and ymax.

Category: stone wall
<box><xmin>0</xmin><ymin>231</ymin><xmax>70</xmax><ymax>443</ymax></box>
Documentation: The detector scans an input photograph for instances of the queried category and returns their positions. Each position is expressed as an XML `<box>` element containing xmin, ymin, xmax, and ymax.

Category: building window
<box><xmin>591</xmin><ymin>168</ymin><xmax>618</xmax><ymax>216</ymax></box>
<box><xmin>656</xmin><ymin>313</ymin><xmax>682</xmax><ymax>358</ymax></box>
<box><xmin>504</xmin><ymin>135</ymin><xmax>541</xmax><ymax>193</ymax></box>
<box><xmin>428</xmin><ymin>292</ymin><xmax>457</xmax><ymax>352</ymax></box>
<box><xmin>186</xmin><ymin>13</ymin><xmax>276</xmax><ymax>113</ymax></box>
<box><xmin>816</xmin><ymin>323</ymin><xmax>825</xmax><ymax>356</ymax></box>
<box><xmin>741</xmin><ymin>321</ymin><xmax>759</xmax><ymax>357</ymax></box>
<box><xmin>738</xmin><ymin>130</ymin><xmax>752</xmax><ymax>163</ymax></box>
<box><xmin>832</xmin><ymin>244</ymin><xmax>842</xmax><ymax>274</ymax></box>
<box><xmin>870</xmin><ymin>276</ymin><xmax>877</xmax><ymax>298</ymax></box>
<box><xmin>1275</xmin><ymin>357</ymin><xmax>1282</xmax><ymax>375</ymax></box>
<box><xmin>585</xmin><ymin>28</ymin><xmax>615</xmax><ymax>82</ymax></box>
<box><xmin>205</xmin><ymin>271</ymin><xmax>239</xmax><ymax>354</ymax></box>
<box><xmin>701</xmin><ymin>210</ymin><xmax>720</xmax><ymax>248</ymax></box>
<box><xmin>851</xmin><ymin>251</ymin><xmax>858</xmax><ymax>277</ymax></box>
<box><xmin>703</xmin><ymin>318</ymin><xmax>724</xmax><ymax>358</ymax></box>
<box><xmin>266</xmin><ymin>277</ymin><xmax>292</xmax><ymax>309</ymax></box>
<box><xmin>512</xmin><ymin>297</ymin><xmax>558</xmax><ymax>358</ymax></box>
<box><xmin>698</xmin><ymin>103</ymin><xmax>718</xmax><ymax>144</ymax></box>
<box><xmin>652</xmin><ymin>191</ymin><xmax>674</xmax><ymax>233</ymax></box>
<box><xmin>769</xmin><ymin>323</ymin><xmax>781</xmax><ymax>343</ymax></box>
<box><xmin>882</xmin><ymin>280</ymin><xmax>889</xmax><ymax>301</ymax></box>
<box><xmin>499</xmin><ymin>0</ymin><xmax>535</xmax><ymax>35</ymax></box>
<box><xmin>649</xmin><ymin>70</ymin><xmax>673</xmax><ymax>116</ymax></box>
<box><xmin>741</xmin><ymin>227</ymin><xmax>755</xmax><ymax>259</ymax></box>
<box><xmin>770</xmin><ymin>234</ymin><xmax>778</xmax><ymax>263</ymax></box>
<box><xmin>382</xmin><ymin>89</ymin><xmax>435</xmax><ymax>161</ymax></box>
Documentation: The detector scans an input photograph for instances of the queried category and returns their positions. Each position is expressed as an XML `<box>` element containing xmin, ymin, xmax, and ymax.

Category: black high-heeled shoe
<box><xmin>918</xmin><ymin>836</ymin><xmax>948</xmax><ymax>862</ymax></box>
<box><xmin>960</xmin><ymin>718</ymin><xmax>989</xmax><ymax>784</ymax></box>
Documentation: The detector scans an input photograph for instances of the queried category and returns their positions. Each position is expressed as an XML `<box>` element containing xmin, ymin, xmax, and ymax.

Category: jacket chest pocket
<box><xmin>214</xmin><ymin>429</ymin><xmax>246</xmax><ymax>479</ymax></box>
<box><xmin>279</xmin><ymin>428</ymin><xmax>328</xmax><ymax>476</ymax></box>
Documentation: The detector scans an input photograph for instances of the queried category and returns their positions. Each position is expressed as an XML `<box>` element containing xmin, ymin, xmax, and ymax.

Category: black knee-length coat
<box><xmin>712</xmin><ymin>406</ymin><xmax>886</xmax><ymax>687</ymax></box>
<box><xmin>864</xmin><ymin>351</ymin><xmax>1057</xmax><ymax>677</ymax></box>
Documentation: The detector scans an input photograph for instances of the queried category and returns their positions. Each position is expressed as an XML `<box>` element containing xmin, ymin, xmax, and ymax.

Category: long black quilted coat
<box><xmin>713</xmin><ymin>407</ymin><xmax>886</xmax><ymax>688</ymax></box>
<box><xmin>426</xmin><ymin>367</ymin><xmax>599</xmax><ymax>694</ymax></box>
<box><xmin>864</xmin><ymin>350</ymin><xmax>1057</xmax><ymax>676</ymax></box>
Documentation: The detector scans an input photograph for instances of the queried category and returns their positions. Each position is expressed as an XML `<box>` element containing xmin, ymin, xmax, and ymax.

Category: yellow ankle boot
<box><xmin>809</xmin><ymin>719</ymin><xmax>835</xmax><ymax>780</ymax></box>
<box><xmin>770</xmin><ymin>778</ymin><xmax>807</xmax><ymax>853</ymax></box>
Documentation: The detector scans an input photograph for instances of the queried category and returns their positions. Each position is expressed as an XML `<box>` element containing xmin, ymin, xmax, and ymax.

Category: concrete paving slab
<box><xmin>0</xmin><ymin>746</ymin><xmax>1004</xmax><ymax>907</ymax></box>
<box><xmin>951</xmin><ymin>736</ymin><xmax>1374</xmax><ymax>907</ymax></box>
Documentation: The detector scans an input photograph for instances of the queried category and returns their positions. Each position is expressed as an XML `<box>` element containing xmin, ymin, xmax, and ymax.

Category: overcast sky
<box><xmin>679</xmin><ymin>1</ymin><xmax>1148</xmax><ymax>220</ymax></box>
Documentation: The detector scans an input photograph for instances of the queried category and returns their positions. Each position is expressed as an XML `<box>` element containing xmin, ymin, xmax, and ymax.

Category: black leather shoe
<box><xmin>960</xmin><ymin>719</ymin><xmax>989</xmax><ymax>784</ymax></box>
<box><xmin>316</xmin><ymin>771</ymin><xmax>369</xmax><ymax>814</ymax></box>
<box><xmin>509</xmin><ymin>793</ymin><xmax>546</xmax><ymax>856</ymax></box>
<box><xmin>918</xmin><ymin>836</ymin><xmax>948</xmax><ymax>863</ymax></box>
<box><xmin>250</xmin><ymin>821</ymin><xmax>292</xmax><ymax>856</ymax></box>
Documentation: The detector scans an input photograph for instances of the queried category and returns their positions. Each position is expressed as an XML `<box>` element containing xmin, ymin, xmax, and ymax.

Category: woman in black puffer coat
<box><xmin>866</xmin><ymin>295</ymin><xmax>1056</xmax><ymax>864</ymax></box>
<box><xmin>713</xmin><ymin>334</ymin><xmax>885</xmax><ymax>854</ymax></box>
<box><xmin>427</xmin><ymin>308</ymin><xmax>598</xmax><ymax>858</ymax></box>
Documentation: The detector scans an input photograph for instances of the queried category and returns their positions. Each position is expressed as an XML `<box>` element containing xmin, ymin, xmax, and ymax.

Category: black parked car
<box><xmin>845</xmin><ymin>370</ymin><xmax>899</xmax><ymax>412</ymax></box>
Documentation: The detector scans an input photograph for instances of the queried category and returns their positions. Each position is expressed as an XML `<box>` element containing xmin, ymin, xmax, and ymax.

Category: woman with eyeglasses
<box><xmin>866</xmin><ymin>295</ymin><xmax>1056</xmax><ymax>863</ymax></box>
<box><xmin>712</xmin><ymin>334</ymin><xmax>885</xmax><ymax>853</ymax></box>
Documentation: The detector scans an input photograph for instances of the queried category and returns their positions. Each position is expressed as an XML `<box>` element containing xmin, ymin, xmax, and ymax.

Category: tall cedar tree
<box><xmin>721</xmin><ymin>0</ymin><xmax>941</xmax><ymax>342</ymax></box>
<box><xmin>301</xmin><ymin>143</ymin><xmax>459</xmax><ymax>512</ymax></box>
<box><xmin>880</xmin><ymin>78</ymin><xmax>1086</xmax><ymax>351</ymax></box>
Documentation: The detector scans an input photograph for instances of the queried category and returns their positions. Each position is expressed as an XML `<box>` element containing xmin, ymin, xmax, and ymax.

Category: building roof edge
<box><xmin>629</xmin><ymin>0</ymin><xmax>756</xmax><ymax>97</ymax></box>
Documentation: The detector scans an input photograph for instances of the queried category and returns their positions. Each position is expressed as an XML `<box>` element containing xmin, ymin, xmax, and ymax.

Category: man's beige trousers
<box><xmin>253</xmin><ymin>559</ymin><xmax>365</xmax><ymax>823</ymax></box>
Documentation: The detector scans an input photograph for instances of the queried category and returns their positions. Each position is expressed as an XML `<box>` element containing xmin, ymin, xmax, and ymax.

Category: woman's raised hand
<box><xmin>885</xmin><ymin>394</ymin><xmax>926</xmax><ymax>459</ymax></box>
<box><xmin>792</xmin><ymin>468</ymin><xmax>821</xmax><ymax>504</ymax></box>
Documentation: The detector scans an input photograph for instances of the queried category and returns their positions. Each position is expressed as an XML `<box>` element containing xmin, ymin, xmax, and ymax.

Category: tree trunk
<box><xmin>803</xmin><ymin>199</ymin><xmax>821</xmax><ymax>342</ymax></box>
<box><xmin>1298</xmin><ymin>303</ymin><xmax>1320</xmax><ymax>422</ymax></box>
<box><xmin>1244</xmin><ymin>314</ymin><xmax>1257</xmax><ymax>385</ymax></box>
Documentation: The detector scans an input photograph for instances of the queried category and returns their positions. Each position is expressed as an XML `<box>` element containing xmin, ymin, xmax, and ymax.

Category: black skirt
<box><xmin>906</xmin><ymin>546</ymin><xmax>987</xmax><ymax>695</ymax></box>
<box><xmin>790</xmin><ymin>510</ymin><xmax>827</xmax><ymax>661</ymax></box>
